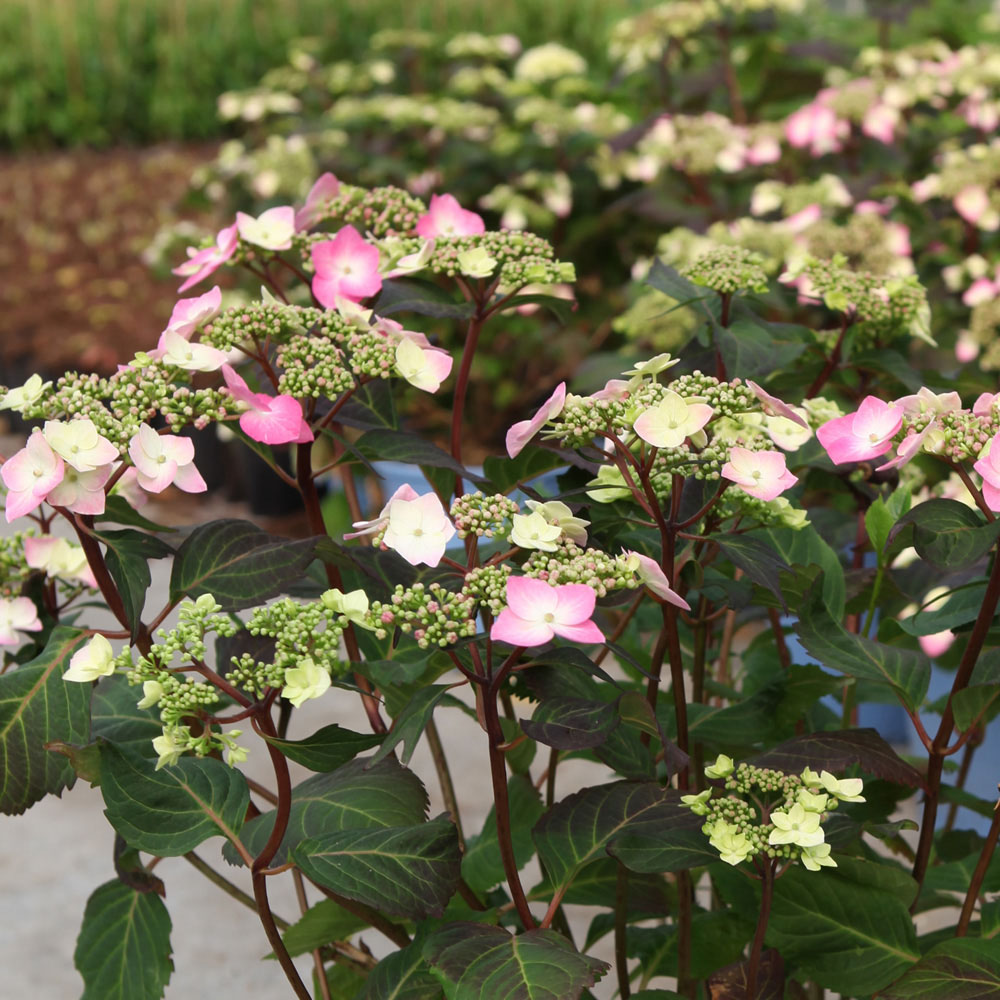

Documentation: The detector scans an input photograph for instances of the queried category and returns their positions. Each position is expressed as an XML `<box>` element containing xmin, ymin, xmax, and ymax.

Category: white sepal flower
<box><xmin>282</xmin><ymin>657</ymin><xmax>332</xmax><ymax>707</ymax></box>
<box><xmin>63</xmin><ymin>634</ymin><xmax>116</xmax><ymax>682</ymax></box>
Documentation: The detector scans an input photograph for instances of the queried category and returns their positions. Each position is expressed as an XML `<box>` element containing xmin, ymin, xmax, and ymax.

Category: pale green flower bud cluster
<box><xmin>685</xmin><ymin>756</ymin><xmax>863</xmax><ymax>872</ymax></box>
<box><xmin>462</xmin><ymin>563</ymin><xmax>513</xmax><ymax>616</ymax></box>
<box><xmin>202</xmin><ymin>301</ymin><xmax>288</xmax><ymax>353</ymax></box>
<box><xmin>0</xmin><ymin>532</ymin><xmax>35</xmax><ymax>596</ymax></box>
<box><xmin>310</xmin><ymin>183</ymin><xmax>428</xmax><ymax>238</ymax></box>
<box><xmin>519</xmin><ymin>540</ymin><xmax>638</xmax><ymax>597</ymax></box>
<box><xmin>340</xmin><ymin>327</ymin><xmax>401</xmax><ymax>381</ymax></box>
<box><xmin>934</xmin><ymin>408</ymin><xmax>1000</xmax><ymax>463</ymax></box>
<box><xmin>245</xmin><ymin>596</ymin><xmax>346</xmax><ymax>674</ymax></box>
<box><xmin>751</xmin><ymin>175</ymin><xmax>852</xmax><ymax>218</ymax></box>
<box><xmin>17</xmin><ymin>372</ymin><xmax>113</xmax><ymax>430</ymax></box>
<box><xmin>681</xmin><ymin>246</ymin><xmax>769</xmax><ymax>296</ymax></box>
<box><xmin>793</xmin><ymin>255</ymin><xmax>930</xmax><ymax>348</ymax></box>
<box><xmin>799</xmin><ymin>213</ymin><xmax>915</xmax><ymax>281</ymax></box>
<box><xmin>449</xmin><ymin>492</ymin><xmax>520</xmax><ymax>539</ymax></box>
<box><xmin>424</xmin><ymin>230</ymin><xmax>556</xmax><ymax>280</ymax></box>
<box><xmin>368</xmin><ymin>581</ymin><xmax>478</xmax><ymax>648</ymax></box>
<box><xmin>225</xmin><ymin>652</ymin><xmax>285</xmax><ymax>698</ymax></box>
<box><xmin>969</xmin><ymin>298</ymin><xmax>1000</xmax><ymax>370</ymax></box>
<box><xmin>276</xmin><ymin>335</ymin><xmax>355</xmax><ymax>398</ymax></box>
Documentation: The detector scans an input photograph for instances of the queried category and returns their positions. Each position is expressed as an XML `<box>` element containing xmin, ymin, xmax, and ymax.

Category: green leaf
<box><xmin>97</xmin><ymin>495</ymin><xmax>177</xmax><ymax>533</ymax></box>
<box><xmin>424</xmin><ymin>923</ymin><xmax>608</xmax><ymax>999</ymax></box>
<box><xmin>766</xmin><ymin>864</ymin><xmax>919</xmax><ymax>995</ymax></box>
<box><xmin>369</xmin><ymin>685</ymin><xmax>457</xmax><ymax>767</ymax></box>
<box><xmin>751</xmin><ymin>728</ymin><xmax>924</xmax><ymax>788</ymax></box>
<box><xmin>280</xmin><ymin>899</ymin><xmax>368</xmax><ymax>958</ymax></box>
<box><xmin>533</xmin><ymin>782</ymin><xmax>676</xmax><ymax>892</ymax></box>
<box><xmin>376</xmin><ymin>277</ymin><xmax>476</xmax><ymax>320</ymax></box>
<box><xmin>99</xmin><ymin>741</ymin><xmax>250</xmax><ymax>856</ymax></box>
<box><xmin>264</xmin><ymin>724</ymin><xmax>381</xmax><ymax>772</ymax></box>
<box><xmin>337</xmin><ymin>379</ymin><xmax>399</xmax><ymax>432</ymax></box>
<box><xmin>706</xmin><ymin>534</ymin><xmax>791</xmax><ymax>610</ymax></box>
<box><xmin>91</xmin><ymin>675</ymin><xmax>162</xmax><ymax>755</ymax></box>
<box><xmin>645</xmin><ymin>259</ymin><xmax>717</xmax><ymax>323</ymax></box>
<box><xmin>355</xmin><ymin>430</ymin><xmax>487</xmax><ymax>486</ymax></box>
<box><xmin>0</xmin><ymin>626</ymin><xmax>90</xmax><ymax>814</ymax></box>
<box><xmin>891</xmin><ymin>499</ymin><xmax>1000</xmax><ymax>570</ymax></box>
<box><xmin>759</xmin><ymin>524</ymin><xmax>845</xmax><ymax>619</ymax></box>
<box><xmin>520</xmin><ymin>698</ymin><xmax>619</xmax><ymax>749</ymax></box>
<box><xmin>718</xmin><ymin>318</ymin><xmax>806</xmax><ymax>381</ymax></box>
<box><xmin>497</xmin><ymin>292</ymin><xmax>574</xmax><ymax>324</ymax></box>
<box><xmin>879</xmin><ymin>938</ymin><xmax>1000</xmax><ymax>998</ymax></box>
<box><xmin>361</xmin><ymin>941</ymin><xmax>443</xmax><ymax>999</ymax></box>
<box><xmin>483</xmin><ymin>446</ymin><xmax>567</xmax><ymax>495</ymax></box>
<box><xmin>952</xmin><ymin>684</ymin><xmax>1000</xmax><ymax>731</ymax></box>
<box><xmin>224</xmin><ymin>756</ymin><xmax>427</xmax><ymax>866</ymax></box>
<box><xmin>629</xmin><ymin>913</ymin><xmax>760</xmax><ymax>981</ymax></box>
<box><xmin>74</xmin><ymin>880</ymin><xmax>172</xmax><ymax>1000</ymax></box>
<box><xmin>95</xmin><ymin>529</ymin><xmax>173</xmax><ymax>640</ymax></box>
<box><xmin>169</xmin><ymin>519</ymin><xmax>325</xmax><ymax>609</ymax></box>
<box><xmin>462</xmin><ymin>774</ymin><xmax>543</xmax><ymax>894</ymax></box>
<box><xmin>606</xmin><ymin>797</ymin><xmax>716</xmax><ymax>874</ymax></box>
<box><xmin>897</xmin><ymin>584</ymin><xmax>987</xmax><ymax>638</ymax></box>
<box><xmin>294</xmin><ymin>814</ymin><xmax>461</xmax><ymax>919</ymax></box>
<box><xmin>795</xmin><ymin>591</ymin><xmax>930</xmax><ymax>711</ymax></box>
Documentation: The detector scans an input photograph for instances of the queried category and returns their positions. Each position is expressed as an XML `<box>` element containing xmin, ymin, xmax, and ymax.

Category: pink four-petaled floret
<box><xmin>491</xmin><ymin>576</ymin><xmax>604</xmax><ymax>648</ymax></box>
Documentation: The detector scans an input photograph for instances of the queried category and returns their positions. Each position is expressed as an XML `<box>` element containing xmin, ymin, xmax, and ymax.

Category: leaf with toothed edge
<box><xmin>0</xmin><ymin>625</ymin><xmax>90</xmax><ymax>815</ymax></box>
<box><xmin>424</xmin><ymin>923</ymin><xmax>609</xmax><ymax>999</ymax></box>
<box><xmin>293</xmin><ymin>814</ymin><xmax>461</xmax><ymax>920</ymax></box>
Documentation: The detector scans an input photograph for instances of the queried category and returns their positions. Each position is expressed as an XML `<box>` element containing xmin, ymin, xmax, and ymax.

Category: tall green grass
<box><xmin>0</xmin><ymin>0</ymin><xmax>646</xmax><ymax>148</ymax></box>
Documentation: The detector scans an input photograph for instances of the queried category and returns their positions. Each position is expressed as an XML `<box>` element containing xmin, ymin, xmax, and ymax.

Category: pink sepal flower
<box><xmin>236</xmin><ymin>206</ymin><xmax>295</xmax><ymax>251</ymax></box>
<box><xmin>747</xmin><ymin>381</ymin><xmax>808</xmax><ymax>427</ymax></box>
<box><xmin>1</xmin><ymin>433</ymin><xmax>65</xmax><ymax>522</ymax></box>
<box><xmin>221</xmin><ymin>365</ymin><xmax>313</xmax><ymax>445</ymax></box>
<box><xmin>590</xmin><ymin>379</ymin><xmax>632</xmax><ymax>402</ymax></box>
<box><xmin>164</xmin><ymin>286</ymin><xmax>222</xmax><ymax>340</ymax></box>
<box><xmin>623</xmin><ymin>551</ymin><xmax>689</xmax><ymax>610</ymax></box>
<box><xmin>128</xmin><ymin>425</ymin><xmax>206</xmax><ymax>494</ymax></box>
<box><xmin>345</xmin><ymin>484</ymin><xmax>419</xmax><ymax>540</ymax></box>
<box><xmin>46</xmin><ymin>464</ymin><xmax>112</xmax><ymax>516</ymax></box>
<box><xmin>816</xmin><ymin>397</ymin><xmax>902</xmax><ymax>465</ymax></box>
<box><xmin>311</xmin><ymin>226</ymin><xmax>383</xmax><ymax>307</ymax></box>
<box><xmin>491</xmin><ymin>576</ymin><xmax>604</xmax><ymax>647</ymax></box>
<box><xmin>919</xmin><ymin>631</ymin><xmax>956</xmax><ymax>658</ymax></box>
<box><xmin>505</xmin><ymin>383</ymin><xmax>566</xmax><ymax>458</ymax></box>
<box><xmin>955</xmin><ymin>185</ymin><xmax>990</xmax><ymax>226</ymax></box>
<box><xmin>382</xmin><ymin>492</ymin><xmax>456</xmax><ymax>567</ymax></box>
<box><xmin>0</xmin><ymin>597</ymin><xmax>42</xmax><ymax>645</ymax></box>
<box><xmin>414</xmin><ymin>193</ymin><xmax>485</xmax><ymax>238</ymax></box>
<box><xmin>24</xmin><ymin>536</ymin><xmax>98</xmax><ymax>589</ymax></box>
<box><xmin>862</xmin><ymin>103</ymin><xmax>899</xmax><ymax>144</ymax></box>
<box><xmin>173</xmin><ymin>224</ymin><xmax>238</xmax><ymax>293</ymax></box>
<box><xmin>974</xmin><ymin>432</ymin><xmax>1000</xmax><ymax>511</ymax></box>
<box><xmin>722</xmin><ymin>447</ymin><xmax>798</xmax><ymax>501</ymax></box>
<box><xmin>781</xmin><ymin>204</ymin><xmax>822</xmax><ymax>234</ymax></box>
<box><xmin>974</xmin><ymin>392</ymin><xmax>999</xmax><ymax>417</ymax></box>
<box><xmin>295</xmin><ymin>173</ymin><xmax>340</xmax><ymax>231</ymax></box>
<box><xmin>964</xmin><ymin>276</ymin><xmax>1000</xmax><ymax>307</ymax></box>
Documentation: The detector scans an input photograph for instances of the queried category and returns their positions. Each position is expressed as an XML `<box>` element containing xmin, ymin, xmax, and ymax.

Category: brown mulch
<box><xmin>0</xmin><ymin>143</ymin><xmax>220</xmax><ymax>382</ymax></box>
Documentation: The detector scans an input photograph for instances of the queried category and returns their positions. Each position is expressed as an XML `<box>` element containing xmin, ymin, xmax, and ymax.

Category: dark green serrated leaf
<box><xmin>91</xmin><ymin>675</ymin><xmax>162</xmax><ymax>755</ymax></box>
<box><xmin>425</xmin><ymin>923</ymin><xmax>608</xmax><ymax>999</ymax></box>
<box><xmin>45</xmin><ymin>740</ymin><xmax>102</xmax><ymax>785</ymax></box>
<box><xmin>760</xmin><ymin>524</ymin><xmax>845</xmax><ymax>619</ymax></box>
<box><xmin>74</xmin><ymin>879</ymin><xmax>173</xmax><ymax>1000</ymax></box>
<box><xmin>355</xmin><ymin>430</ymin><xmax>487</xmax><ymax>486</ymax></box>
<box><xmin>483</xmin><ymin>446</ymin><xmax>567</xmax><ymax>495</ymax></box>
<box><xmin>97</xmin><ymin>495</ymin><xmax>177</xmax><ymax>533</ymax></box>
<box><xmin>706</xmin><ymin>534</ymin><xmax>791</xmax><ymax>610</ymax></box>
<box><xmin>521</xmin><ymin>698</ymin><xmax>619</xmax><ymax>750</ymax></box>
<box><xmin>462</xmin><ymin>774</ymin><xmax>543</xmax><ymax>894</ymax></box>
<box><xmin>99</xmin><ymin>741</ymin><xmax>249</xmax><ymax>856</ymax></box>
<box><xmin>95</xmin><ymin>529</ymin><xmax>173</xmax><ymax>640</ymax></box>
<box><xmin>294</xmin><ymin>814</ymin><xmax>461</xmax><ymax>920</ymax></box>
<box><xmin>766</xmin><ymin>865</ymin><xmax>919</xmax><ymax>995</ymax></box>
<box><xmin>891</xmin><ymin>499</ymin><xmax>1000</xmax><ymax>570</ymax></box>
<box><xmin>606</xmin><ymin>796</ymin><xmax>715</xmax><ymax>874</ymax></box>
<box><xmin>376</xmin><ymin>277</ymin><xmax>476</xmax><ymax>320</ymax></box>
<box><xmin>879</xmin><ymin>938</ymin><xmax>1000</xmax><ymax>999</ymax></box>
<box><xmin>280</xmin><ymin>899</ymin><xmax>369</xmax><ymax>958</ymax></box>
<box><xmin>897</xmin><ymin>584</ymin><xmax>987</xmax><ymax>637</ymax></box>
<box><xmin>645</xmin><ymin>259</ymin><xmax>717</xmax><ymax>323</ymax></box>
<box><xmin>169</xmin><ymin>519</ymin><xmax>323</xmax><ymax>609</ymax></box>
<box><xmin>224</xmin><ymin>756</ymin><xmax>427</xmax><ymax>867</ymax></box>
<box><xmin>264</xmin><ymin>724</ymin><xmax>381</xmax><ymax>772</ymax></box>
<box><xmin>361</xmin><ymin>941</ymin><xmax>443</xmax><ymax>1000</ymax></box>
<box><xmin>751</xmin><ymin>728</ymin><xmax>924</xmax><ymax>788</ymax></box>
<box><xmin>0</xmin><ymin>626</ymin><xmax>90</xmax><ymax>814</ymax></box>
<box><xmin>953</xmin><ymin>684</ymin><xmax>1000</xmax><ymax>731</ymax></box>
<box><xmin>533</xmin><ymin>782</ymin><xmax>673</xmax><ymax>891</ymax></box>
<box><xmin>795</xmin><ymin>591</ymin><xmax>930</xmax><ymax>710</ymax></box>
<box><xmin>718</xmin><ymin>319</ymin><xmax>806</xmax><ymax>381</ymax></box>
<box><xmin>368</xmin><ymin>685</ymin><xmax>456</xmax><ymax>767</ymax></box>
<box><xmin>336</xmin><ymin>379</ymin><xmax>399</xmax><ymax>432</ymax></box>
